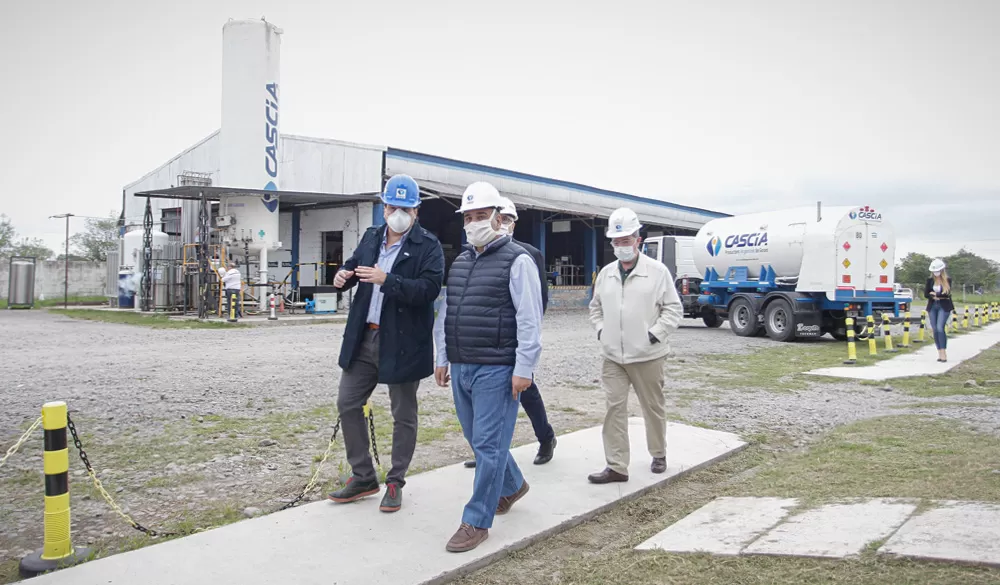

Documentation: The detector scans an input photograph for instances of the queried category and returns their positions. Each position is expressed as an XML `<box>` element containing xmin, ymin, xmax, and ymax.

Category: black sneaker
<box><xmin>327</xmin><ymin>477</ymin><xmax>379</xmax><ymax>503</ymax></box>
<box><xmin>464</xmin><ymin>459</ymin><xmax>476</xmax><ymax>468</ymax></box>
<box><xmin>534</xmin><ymin>437</ymin><xmax>557</xmax><ymax>465</ymax></box>
<box><xmin>379</xmin><ymin>482</ymin><xmax>402</xmax><ymax>513</ymax></box>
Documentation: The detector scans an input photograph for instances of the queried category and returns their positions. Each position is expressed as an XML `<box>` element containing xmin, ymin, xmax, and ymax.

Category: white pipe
<box><xmin>259</xmin><ymin>248</ymin><xmax>268</xmax><ymax>287</ymax></box>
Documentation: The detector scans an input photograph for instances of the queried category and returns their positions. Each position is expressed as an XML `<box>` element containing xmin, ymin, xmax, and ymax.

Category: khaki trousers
<box><xmin>601</xmin><ymin>356</ymin><xmax>667</xmax><ymax>475</ymax></box>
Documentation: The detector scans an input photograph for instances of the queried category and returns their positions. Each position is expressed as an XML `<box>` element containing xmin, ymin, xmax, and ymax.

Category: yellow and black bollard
<box><xmin>228</xmin><ymin>292</ymin><xmax>238</xmax><ymax>323</ymax></box>
<box><xmin>843</xmin><ymin>317</ymin><xmax>857</xmax><ymax>364</ymax></box>
<box><xmin>867</xmin><ymin>315</ymin><xmax>877</xmax><ymax>356</ymax></box>
<box><xmin>963</xmin><ymin>307</ymin><xmax>970</xmax><ymax>329</ymax></box>
<box><xmin>984</xmin><ymin>304</ymin><xmax>991</xmax><ymax>325</ymax></box>
<box><xmin>881</xmin><ymin>313</ymin><xmax>897</xmax><ymax>352</ymax></box>
<box><xmin>974</xmin><ymin>306</ymin><xmax>980</xmax><ymax>327</ymax></box>
<box><xmin>951</xmin><ymin>310</ymin><xmax>959</xmax><ymax>333</ymax></box>
<box><xmin>916</xmin><ymin>311</ymin><xmax>926</xmax><ymax>343</ymax></box>
<box><xmin>900</xmin><ymin>312</ymin><xmax>911</xmax><ymax>347</ymax></box>
<box><xmin>19</xmin><ymin>401</ymin><xmax>90</xmax><ymax>577</ymax></box>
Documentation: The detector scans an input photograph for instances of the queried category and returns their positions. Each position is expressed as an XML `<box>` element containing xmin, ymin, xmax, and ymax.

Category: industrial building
<box><xmin>116</xmin><ymin>18</ymin><xmax>726</xmax><ymax>316</ymax></box>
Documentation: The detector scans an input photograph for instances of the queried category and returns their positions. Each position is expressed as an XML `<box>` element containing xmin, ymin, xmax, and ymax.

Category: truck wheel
<box><xmin>764</xmin><ymin>299</ymin><xmax>797</xmax><ymax>342</ymax></box>
<box><xmin>702</xmin><ymin>309</ymin><xmax>723</xmax><ymax>328</ymax></box>
<box><xmin>728</xmin><ymin>298</ymin><xmax>760</xmax><ymax>337</ymax></box>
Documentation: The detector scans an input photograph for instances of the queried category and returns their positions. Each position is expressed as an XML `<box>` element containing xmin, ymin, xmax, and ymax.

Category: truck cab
<box><xmin>642</xmin><ymin>235</ymin><xmax>723</xmax><ymax>328</ymax></box>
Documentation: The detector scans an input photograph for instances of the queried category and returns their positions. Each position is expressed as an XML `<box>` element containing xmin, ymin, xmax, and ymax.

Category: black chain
<box><xmin>367</xmin><ymin>408</ymin><xmax>381</xmax><ymax>468</ymax></box>
<box><xmin>67</xmin><ymin>413</ymin><xmax>349</xmax><ymax>536</ymax></box>
<box><xmin>67</xmin><ymin>414</ymin><xmax>180</xmax><ymax>538</ymax></box>
<box><xmin>277</xmin><ymin>418</ymin><xmax>341</xmax><ymax>511</ymax></box>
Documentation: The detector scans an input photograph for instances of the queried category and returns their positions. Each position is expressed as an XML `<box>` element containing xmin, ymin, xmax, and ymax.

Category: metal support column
<box><xmin>290</xmin><ymin>208</ymin><xmax>301</xmax><ymax>291</ymax></box>
<box><xmin>584</xmin><ymin>225</ymin><xmax>597</xmax><ymax>286</ymax></box>
<box><xmin>197</xmin><ymin>192</ymin><xmax>211</xmax><ymax>319</ymax></box>
<box><xmin>141</xmin><ymin>198</ymin><xmax>153</xmax><ymax>311</ymax></box>
<box><xmin>533</xmin><ymin>214</ymin><xmax>546</xmax><ymax>261</ymax></box>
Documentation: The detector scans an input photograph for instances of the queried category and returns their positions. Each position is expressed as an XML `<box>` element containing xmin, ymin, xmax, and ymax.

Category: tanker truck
<box><xmin>693</xmin><ymin>205</ymin><xmax>912</xmax><ymax>342</ymax></box>
<box><xmin>642</xmin><ymin>235</ymin><xmax>724</xmax><ymax>327</ymax></box>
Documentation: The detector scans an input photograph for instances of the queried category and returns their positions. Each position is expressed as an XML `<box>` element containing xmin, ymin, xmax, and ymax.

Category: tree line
<box><xmin>896</xmin><ymin>249</ymin><xmax>1000</xmax><ymax>292</ymax></box>
<box><xmin>0</xmin><ymin>212</ymin><xmax>120</xmax><ymax>262</ymax></box>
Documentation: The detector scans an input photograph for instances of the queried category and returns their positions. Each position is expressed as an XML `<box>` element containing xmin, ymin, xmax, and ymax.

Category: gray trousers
<box><xmin>337</xmin><ymin>328</ymin><xmax>419</xmax><ymax>487</ymax></box>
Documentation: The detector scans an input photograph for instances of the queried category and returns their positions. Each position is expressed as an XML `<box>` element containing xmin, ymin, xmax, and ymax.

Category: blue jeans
<box><xmin>929</xmin><ymin>305</ymin><xmax>949</xmax><ymax>350</ymax></box>
<box><xmin>520</xmin><ymin>381</ymin><xmax>555</xmax><ymax>444</ymax></box>
<box><xmin>451</xmin><ymin>363</ymin><xmax>524</xmax><ymax>529</ymax></box>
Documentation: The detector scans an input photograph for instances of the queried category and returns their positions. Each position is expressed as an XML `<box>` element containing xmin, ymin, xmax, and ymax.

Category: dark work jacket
<box><xmin>336</xmin><ymin>222</ymin><xmax>444</xmax><ymax>384</ymax></box>
<box><xmin>924</xmin><ymin>277</ymin><xmax>955</xmax><ymax>313</ymax></box>
<box><xmin>444</xmin><ymin>236</ymin><xmax>528</xmax><ymax>365</ymax></box>
<box><xmin>512</xmin><ymin>238</ymin><xmax>548</xmax><ymax>314</ymax></box>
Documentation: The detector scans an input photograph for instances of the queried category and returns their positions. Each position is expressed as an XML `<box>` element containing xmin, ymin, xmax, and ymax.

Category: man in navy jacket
<box><xmin>327</xmin><ymin>175</ymin><xmax>445</xmax><ymax>514</ymax></box>
<box><xmin>463</xmin><ymin>196</ymin><xmax>556</xmax><ymax>469</ymax></box>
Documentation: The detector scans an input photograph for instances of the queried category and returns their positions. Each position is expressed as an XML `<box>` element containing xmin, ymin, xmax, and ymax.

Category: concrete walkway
<box><xmin>806</xmin><ymin>322</ymin><xmax>1000</xmax><ymax>381</ymax></box>
<box><xmin>637</xmin><ymin>497</ymin><xmax>1000</xmax><ymax>567</ymax></box>
<box><xmin>28</xmin><ymin>419</ymin><xmax>745</xmax><ymax>585</ymax></box>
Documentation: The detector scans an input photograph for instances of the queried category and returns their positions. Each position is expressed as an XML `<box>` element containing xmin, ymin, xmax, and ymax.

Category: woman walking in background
<box><xmin>925</xmin><ymin>258</ymin><xmax>953</xmax><ymax>362</ymax></box>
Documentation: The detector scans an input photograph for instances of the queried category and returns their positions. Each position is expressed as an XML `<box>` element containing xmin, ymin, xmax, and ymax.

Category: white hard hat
<box><xmin>498</xmin><ymin>196</ymin><xmax>518</xmax><ymax>220</ymax></box>
<box><xmin>929</xmin><ymin>258</ymin><xmax>946</xmax><ymax>273</ymax></box>
<box><xmin>456</xmin><ymin>182</ymin><xmax>504</xmax><ymax>214</ymax></box>
<box><xmin>605</xmin><ymin>207</ymin><xmax>642</xmax><ymax>238</ymax></box>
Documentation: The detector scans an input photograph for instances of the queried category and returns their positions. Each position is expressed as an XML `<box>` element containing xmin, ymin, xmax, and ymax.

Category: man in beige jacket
<box><xmin>587</xmin><ymin>207</ymin><xmax>683</xmax><ymax>484</ymax></box>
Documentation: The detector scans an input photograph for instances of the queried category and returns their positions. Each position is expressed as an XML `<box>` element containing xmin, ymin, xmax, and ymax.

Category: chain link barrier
<box><xmin>0</xmin><ymin>416</ymin><xmax>43</xmax><ymax>472</ymax></box>
<box><xmin>367</xmin><ymin>406</ymin><xmax>381</xmax><ymax>469</ymax></box>
<box><xmin>65</xmin><ymin>406</ymin><xmax>377</xmax><ymax>538</ymax></box>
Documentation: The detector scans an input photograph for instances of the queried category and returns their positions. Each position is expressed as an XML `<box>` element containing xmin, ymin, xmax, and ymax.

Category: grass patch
<box><xmin>417</xmin><ymin>417</ymin><xmax>463</xmax><ymax>444</ymax></box>
<box><xmin>889</xmin><ymin>401</ymin><xmax>998</xmax><ymax>409</ymax></box>
<box><xmin>456</xmin><ymin>414</ymin><xmax>1000</xmax><ymax>585</ymax></box>
<box><xmin>554</xmin><ymin>550</ymin><xmax>1000</xmax><ymax>585</ymax></box>
<box><xmin>865</xmin><ymin>346</ymin><xmax>1000</xmax><ymax>398</ymax></box>
<box><xmin>708</xmin><ymin>341</ymin><xmax>860</xmax><ymax>391</ymax></box>
<box><xmin>730</xmin><ymin>415</ymin><xmax>1000</xmax><ymax>503</ymax></box>
<box><xmin>50</xmin><ymin>309</ymin><xmax>245</xmax><ymax>329</ymax></box>
<box><xmin>0</xmin><ymin>295</ymin><xmax>106</xmax><ymax>309</ymax></box>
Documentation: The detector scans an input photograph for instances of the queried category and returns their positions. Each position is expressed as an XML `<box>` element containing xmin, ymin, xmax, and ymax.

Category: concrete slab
<box><xmin>635</xmin><ymin>497</ymin><xmax>799</xmax><ymax>555</ymax></box>
<box><xmin>880</xmin><ymin>501</ymin><xmax>1000</xmax><ymax>567</ymax></box>
<box><xmin>743</xmin><ymin>499</ymin><xmax>916</xmax><ymax>559</ymax></box>
<box><xmin>27</xmin><ymin>418</ymin><xmax>745</xmax><ymax>585</ymax></box>
<box><xmin>806</xmin><ymin>322</ymin><xmax>1000</xmax><ymax>381</ymax></box>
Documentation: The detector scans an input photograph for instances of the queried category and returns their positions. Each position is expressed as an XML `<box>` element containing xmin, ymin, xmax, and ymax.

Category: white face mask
<box><xmin>464</xmin><ymin>213</ymin><xmax>499</xmax><ymax>247</ymax></box>
<box><xmin>386</xmin><ymin>209</ymin><xmax>413</xmax><ymax>234</ymax></box>
<box><xmin>614</xmin><ymin>246</ymin><xmax>637</xmax><ymax>262</ymax></box>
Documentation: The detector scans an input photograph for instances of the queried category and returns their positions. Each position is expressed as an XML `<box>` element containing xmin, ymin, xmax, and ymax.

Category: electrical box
<box><xmin>313</xmin><ymin>293</ymin><xmax>338</xmax><ymax>314</ymax></box>
<box><xmin>215</xmin><ymin>215</ymin><xmax>236</xmax><ymax>228</ymax></box>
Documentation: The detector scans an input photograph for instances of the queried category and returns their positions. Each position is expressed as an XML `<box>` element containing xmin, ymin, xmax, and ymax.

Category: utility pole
<box><xmin>50</xmin><ymin>214</ymin><xmax>74</xmax><ymax>309</ymax></box>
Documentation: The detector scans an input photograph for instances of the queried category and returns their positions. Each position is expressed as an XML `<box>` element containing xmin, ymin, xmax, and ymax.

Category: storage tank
<box><xmin>694</xmin><ymin>205</ymin><xmax>897</xmax><ymax>293</ymax></box>
<box><xmin>121</xmin><ymin>228</ymin><xmax>169</xmax><ymax>271</ymax></box>
<box><xmin>7</xmin><ymin>258</ymin><xmax>36</xmax><ymax>309</ymax></box>
<box><xmin>219</xmin><ymin>18</ymin><xmax>283</xmax><ymax>285</ymax></box>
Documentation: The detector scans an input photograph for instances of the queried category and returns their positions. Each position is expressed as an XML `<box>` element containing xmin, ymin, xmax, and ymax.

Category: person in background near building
<box><xmin>327</xmin><ymin>174</ymin><xmax>445</xmax><ymax>513</ymax></box>
<box><xmin>221</xmin><ymin>259</ymin><xmax>243</xmax><ymax>318</ymax></box>
<box><xmin>925</xmin><ymin>258</ymin><xmax>953</xmax><ymax>363</ymax></box>
<box><xmin>462</xmin><ymin>196</ymin><xmax>555</xmax><ymax>468</ymax></box>
<box><xmin>587</xmin><ymin>207</ymin><xmax>682</xmax><ymax>484</ymax></box>
<box><xmin>434</xmin><ymin>181</ymin><xmax>543</xmax><ymax>553</ymax></box>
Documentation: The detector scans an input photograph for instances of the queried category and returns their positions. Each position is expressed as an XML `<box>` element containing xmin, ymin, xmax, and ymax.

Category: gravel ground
<box><xmin>1</xmin><ymin>308</ymin><xmax>998</xmax><ymax>569</ymax></box>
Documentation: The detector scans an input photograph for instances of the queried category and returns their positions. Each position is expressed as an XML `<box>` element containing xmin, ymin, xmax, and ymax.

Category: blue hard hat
<box><xmin>381</xmin><ymin>174</ymin><xmax>421</xmax><ymax>208</ymax></box>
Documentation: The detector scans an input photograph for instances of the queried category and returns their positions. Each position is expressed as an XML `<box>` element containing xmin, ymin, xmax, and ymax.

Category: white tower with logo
<box><xmin>219</xmin><ymin>18</ymin><xmax>283</xmax><ymax>286</ymax></box>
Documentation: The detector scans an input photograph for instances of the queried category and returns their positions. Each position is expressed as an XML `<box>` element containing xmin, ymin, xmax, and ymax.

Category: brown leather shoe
<box><xmin>496</xmin><ymin>480</ymin><xmax>530</xmax><ymax>515</ymax></box>
<box><xmin>587</xmin><ymin>468</ymin><xmax>629</xmax><ymax>484</ymax></box>
<box><xmin>446</xmin><ymin>523</ymin><xmax>489</xmax><ymax>553</ymax></box>
<box><xmin>651</xmin><ymin>457</ymin><xmax>667</xmax><ymax>474</ymax></box>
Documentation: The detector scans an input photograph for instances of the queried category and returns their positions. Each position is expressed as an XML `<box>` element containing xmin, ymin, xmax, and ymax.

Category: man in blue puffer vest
<box><xmin>463</xmin><ymin>196</ymin><xmax>556</xmax><ymax>468</ymax></box>
<box><xmin>433</xmin><ymin>181</ymin><xmax>544</xmax><ymax>553</ymax></box>
<box><xmin>327</xmin><ymin>174</ymin><xmax>444</xmax><ymax>514</ymax></box>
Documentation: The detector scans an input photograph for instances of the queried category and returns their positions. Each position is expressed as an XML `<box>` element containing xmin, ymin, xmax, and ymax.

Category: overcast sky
<box><xmin>3</xmin><ymin>0</ymin><xmax>998</xmax><ymax>261</ymax></box>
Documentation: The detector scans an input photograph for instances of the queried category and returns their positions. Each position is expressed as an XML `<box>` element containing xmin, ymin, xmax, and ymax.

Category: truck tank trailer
<box><xmin>692</xmin><ymin>205</ymin><xmax>913</xmax><ymax>341</ymax></box>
